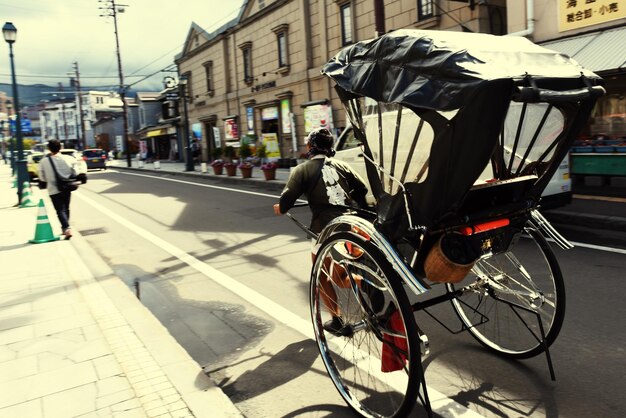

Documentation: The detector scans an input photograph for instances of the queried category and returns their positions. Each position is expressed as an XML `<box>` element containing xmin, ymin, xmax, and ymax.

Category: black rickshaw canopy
<box><xmin>321</xmin><ymin>30</ymin><xmax>604</xmax><ymax>233</ymax></box>
<box><xmin>322</xmin><ymin>29</ymin><xmax>601</xmax><ymax>111</ymax></box>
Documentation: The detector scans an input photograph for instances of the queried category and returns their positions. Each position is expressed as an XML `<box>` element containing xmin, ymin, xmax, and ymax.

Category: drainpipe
<box><xmin>507</xmin><ymin>0</ymin><xmax>534</xmax><ymax>37</ymax></box>
<box><xmin>374</xmin><ymin>0</ymin><xmax>385</xmax><ymax>37</ymax></box>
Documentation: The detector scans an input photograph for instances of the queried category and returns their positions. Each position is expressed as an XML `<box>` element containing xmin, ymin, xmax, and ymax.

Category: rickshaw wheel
<box><xmin>310</xmin><ymin>231</ymin><xmax>425</xmax><ymax>418</ymax></box>
<box><xmin>447</xmin><ymin>227</ymin><xmax>566</xmax><ymax>358</ymax></box>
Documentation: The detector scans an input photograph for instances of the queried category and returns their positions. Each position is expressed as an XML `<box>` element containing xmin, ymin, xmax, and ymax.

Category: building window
<box><xmin>418</xmin><ymin>0</ymin><xmax>434</xmax><ymax>21</ymax></box>
<box><xmin>239</xmin><ymin>42</ymin><xmax>253</xmax><ymax>84</ymax></box>
<box><xmin>340</xmin><ymin>3</ymin><xmax>353</xmax><ymax>45</ymax></box>
<box><xmin>278</xmin><ymin>32</ymin><xmax>288</xmax><ymax>68</ymax></box>
<box><xmin>203</xmin><ymin>61</ymin><xmax>214</xmax><ymax>96</ymax></box>
<box><xmin>272</xmin><ymin>24</ymin><xmax>290</xmax><ymax>71</ymax></box>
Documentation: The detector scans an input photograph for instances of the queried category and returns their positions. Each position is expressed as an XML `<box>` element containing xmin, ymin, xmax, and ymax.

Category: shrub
<box><xmin>239</xmin><ymin>143</ymin><xmax>252</xmax><ymax>160</ymax></box>
<box><xmin>224</xmin><ymin>146</ymin><xmax>236</xmax><ymax>161</ymax></box>
<box><xmin>212</xmin><ymin>147</ymin><xmax>223</xmax><ymax>160</ymax></box>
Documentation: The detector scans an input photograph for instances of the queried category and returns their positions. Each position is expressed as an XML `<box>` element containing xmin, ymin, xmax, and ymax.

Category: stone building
<box><xmin>174</xmin><ymin>0</ymin><xmax>625</xmax><ymax>164</ymax></box>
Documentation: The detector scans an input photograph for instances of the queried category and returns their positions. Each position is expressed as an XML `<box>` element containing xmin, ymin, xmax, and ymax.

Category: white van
<box><xmin>334</xmin><ymin>104</ymin><xmax>572</xmax><ymax>210</ymax></box>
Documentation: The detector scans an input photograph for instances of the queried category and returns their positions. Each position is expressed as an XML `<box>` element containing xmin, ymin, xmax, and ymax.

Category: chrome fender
<box><xmin>318</xmin><ymin>214</ymin><xmax>430</xmax><ymax>296</ymax></box>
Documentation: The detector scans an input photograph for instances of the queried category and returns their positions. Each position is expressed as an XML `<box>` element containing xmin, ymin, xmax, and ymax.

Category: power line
<box><xmin>127</xmin><ymin>65</ymin><xmax>178</xmax><ymax>88</ymax></box>
<box><xmin>0</xmin><ymin>73</ymin><xmax>148</xmax><ymax>79</ymax></box>
<box><xmin>126</xmin><ymin>3</ymin><xmax>243</xmax><ymax>78</ymax></box>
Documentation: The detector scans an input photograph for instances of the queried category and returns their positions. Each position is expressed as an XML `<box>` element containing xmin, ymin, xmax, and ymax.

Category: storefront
<box><xmin>542</xmin><ymin>25</ymin><xmax>626</xmax><ymax>178</ymax></box>
<box><xmin>259</xmin><ymin>105</ymin><xmax>281</xmax><ymax>161</ymax></box>
<box><xmin>201</xmin><ymin>115</ymin><xmax>219</xmax><ymax>161</ymax></box>
<box><xmin>141</xmin><ymin>125</ymin><xmax>177</xmax><ymax>160</ymax></box>
<box><xmin>542</xmin><ymin>26</ymin><xmax>626</xmax><ymax>140</ymax></box>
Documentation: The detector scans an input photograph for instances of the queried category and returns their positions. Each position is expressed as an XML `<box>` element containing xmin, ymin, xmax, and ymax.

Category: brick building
<box><xmin>174</xmin><ymin>0</ymin><xmax>625</xmax><ymax>164</ymax></box>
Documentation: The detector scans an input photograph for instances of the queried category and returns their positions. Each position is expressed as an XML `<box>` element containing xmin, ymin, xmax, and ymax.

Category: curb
<box><xmin>69</xmin><ymin>230</ymin><xmax>243</xmax><ymax>417</ymax></box>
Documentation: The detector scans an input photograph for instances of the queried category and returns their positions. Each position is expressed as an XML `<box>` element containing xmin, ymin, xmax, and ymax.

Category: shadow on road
<box><xmin>219</xmin><ymin>339</ymin><xmax>319</xmax><ymax>402</ymax></box>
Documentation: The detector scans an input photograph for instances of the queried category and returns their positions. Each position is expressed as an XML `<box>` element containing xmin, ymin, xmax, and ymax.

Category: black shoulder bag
<box><xmin>48</xmin><ymin>155</ymin><xmax>80</xmax><ymax>192</ymax></box>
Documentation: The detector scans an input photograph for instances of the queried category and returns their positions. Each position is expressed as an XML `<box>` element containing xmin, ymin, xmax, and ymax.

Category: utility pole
<box><xmin>99</xmin><ymin>0</ymin><xmax>130</xmax><ymax>167</ymax></box>
<box><xmin>71</xmin><ymin>61</ymin><xmax>86</xmax><ymax>150</ymax></box>
<box><xmin>57</xmin><ymin>83</ymin><xmax>69</xmax><ymax>147</ymax></box>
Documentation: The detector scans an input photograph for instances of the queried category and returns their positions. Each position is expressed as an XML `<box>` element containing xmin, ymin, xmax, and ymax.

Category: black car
<box><xmin>82</xmin><ymin>148</ymin><xmax>107</xmax><ymax>170</ymax></box>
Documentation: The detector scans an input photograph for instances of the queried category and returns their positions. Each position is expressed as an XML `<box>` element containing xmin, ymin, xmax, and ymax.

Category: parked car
<box><xmin>27</xmin><ymin>152</ymin><xmax>44</xmax><ymax>181</ymax></box>
<box><xmin>82</xmin><ymin>148</ymin><xmax>107</xmax><ymax>170</ymax></box>
<box><xmin>9</xmin><ymin>149</ymin><xmax>32</xmax><ymax>161</ymax></box>
<box><xmin>60</xmin><ymin>149</ymin><xmax>88</xmax><ymax>175</ymax></box>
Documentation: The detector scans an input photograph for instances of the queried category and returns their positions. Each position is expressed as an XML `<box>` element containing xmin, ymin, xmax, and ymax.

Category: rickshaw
<box><xmin>287</xmin><ymin>30</ymin><xmax>604</xmax><ymax>418</ymax></box>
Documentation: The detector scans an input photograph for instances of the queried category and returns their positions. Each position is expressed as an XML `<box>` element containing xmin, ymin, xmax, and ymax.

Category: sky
<box><xmin>0</xmin><ymin>0</ymin><xmax>244</xmax><ymax>92</ymax></box>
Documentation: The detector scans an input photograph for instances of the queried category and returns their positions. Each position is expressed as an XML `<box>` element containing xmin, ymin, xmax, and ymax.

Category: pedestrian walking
<box><xmin>38</xmin><ymin>140</ymin><xmax>79</xmax><ymax>239</ymax></box>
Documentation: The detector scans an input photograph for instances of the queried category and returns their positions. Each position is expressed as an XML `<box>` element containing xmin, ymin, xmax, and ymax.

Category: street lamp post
<box><xmin>178</xmin><ymin>75</ymin><xmax>194</xmax><ymax>171</ymax></box>
<box><xmin>3</xmin><ymin>22</ymin><xmax>28</xmax><ymax>205</ymax></box>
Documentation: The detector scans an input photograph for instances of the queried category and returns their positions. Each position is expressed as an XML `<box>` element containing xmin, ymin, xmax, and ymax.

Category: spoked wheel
<box><xmin>447</xmin><ymin>227</ymin><xmax>565</xmax><ymax>359</ymax></box>
<box><xmin>310</xmin><ymin>231</ymin><xmax>427</xmax><ymax>418</ymax></box>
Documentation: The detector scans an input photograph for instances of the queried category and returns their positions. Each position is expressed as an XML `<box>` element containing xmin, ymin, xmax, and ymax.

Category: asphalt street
<box><xmin>69</xmin><ymin>167</ymin><xmax>626</xmax><ymax>418</ymax></box>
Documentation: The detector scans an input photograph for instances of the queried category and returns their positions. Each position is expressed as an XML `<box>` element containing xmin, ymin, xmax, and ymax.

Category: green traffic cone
<box><xmin>29</xmin><ymin>199</ymin><xmax>60</xmax><ymax>244</ymax></box>
<box><xmin>20</xmin><ymin>182</ymin><xmax>37</xmax><ymax>208</ymax></box>
<box><xmin>12</xmin><ymin>177</ymin><xmax>17</xmax><ymax>188</ymax></box>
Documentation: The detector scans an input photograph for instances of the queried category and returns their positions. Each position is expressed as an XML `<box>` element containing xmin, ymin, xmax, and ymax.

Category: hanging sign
<box><xmin>558</xmin><ymin>0</ymin><xmax>625</xmax><ymax>32</ymax></box>
<box><xmin>261</xmin><ymin>107</ymin><xmax>279</xmax><ymax>121</ymax></box>
<box><xmin>262</xmin><ymin>132</ymin><xmax>280</xmax><ymax>160</ymax></box>
<box><xmin>281</xmin><ymin>99</ymin><xmax>291</xmax><ymax>134</ymax></box>
<box><xmin>303</xmin><ymin>104</ymin><xmax>334</xmax><ymax>133</ymax></box>
<box><xmin>213</xmin><ymin>127</ymin><xmax>221</xmax><ymax>148</ymax></box>
<box><xmin>224</xmin><ymin>118</ymin><xmax>239</xmax><ymax>140</ymax></box>
<box><xmin>246</xmin><ymin>107</ymin><xmax>254</xmax><ymax>134</ymax></box>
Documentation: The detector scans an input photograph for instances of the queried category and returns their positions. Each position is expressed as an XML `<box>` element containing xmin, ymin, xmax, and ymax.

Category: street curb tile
<box><xmin>68</xmin><ymin>228</ymin><xmax>243</xmax><ymax>418</ymax></box>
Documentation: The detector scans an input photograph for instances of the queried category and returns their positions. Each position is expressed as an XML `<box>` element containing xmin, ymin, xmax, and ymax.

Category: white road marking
<box><xmin>559</xmin><ymin>240</ymin><xmax>626</xmax><ymax>255</ymax></box>
<box><xmin>118</xmin><ymin>170</ymin><xmax>282</xmax><ymax>199</ymax></box>
<box><xmin>75</xmin><ymin>190</ymin><xmax>486</xmax><ymax>418</ymax></box>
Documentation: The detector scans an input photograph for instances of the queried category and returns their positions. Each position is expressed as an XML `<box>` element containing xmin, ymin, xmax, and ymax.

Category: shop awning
<box><xmin>140</xmin><ymin>124</ymin><xmax>176</xmax><ymax>138</ymax></box>
<box><xmin>541</xmin><ymin>26</ymin><xmax>626</xmax><ymax>73</ymax></box>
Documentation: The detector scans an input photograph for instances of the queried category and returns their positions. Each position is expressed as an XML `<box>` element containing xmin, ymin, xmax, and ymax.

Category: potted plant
<box><xmin>238</xmin><ymin>161</ymin><xmax>254</xmax><ymax>178</ymax></box>
<box><xmin>223</xmin><ymin>145</ymin><xmax>238</xmax><ymax>176</ymax></box>
<box><xmin>225</xmin><ymin>161</ymin><xmax>237</xmax><ymax>176</ymax></box>
<box><xmin>210</xmin><ymin>159</ymin><xmax>224</xmax><ymax>175</ymax></box>
<box><xmin>209</xmin><ymin>147</ymin><xmax>224</xmax><ymax>174</ymax></box>
<box><xmin>260</xmin><ymin>161</ymin><xmax>278</xmax><ymax>181</ymax></box>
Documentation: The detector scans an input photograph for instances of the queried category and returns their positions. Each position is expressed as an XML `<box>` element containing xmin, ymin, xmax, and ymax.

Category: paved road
<box><xmin>72</xmin><ymin>168</ymin><xmax>626</xmax><ymax>418</ymax></box>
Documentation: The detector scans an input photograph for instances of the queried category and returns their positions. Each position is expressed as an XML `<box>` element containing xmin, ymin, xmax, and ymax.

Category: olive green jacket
<box><xmin>279</xmin><ymin>156</ymin><xmax>368</xmax><ymax>233</ymax></box>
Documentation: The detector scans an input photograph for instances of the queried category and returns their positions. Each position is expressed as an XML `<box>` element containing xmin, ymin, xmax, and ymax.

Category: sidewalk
<box><xmin>0</xmin><ymin>164</ymin><xmax>242</xmax><ymax>417</ymax></box>
<box><xmin>108</xmin><ymin>159</ymin><xmax>626</xmax><ymax>232</ymax></box>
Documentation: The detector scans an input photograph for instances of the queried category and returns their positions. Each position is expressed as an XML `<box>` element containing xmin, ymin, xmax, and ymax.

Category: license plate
<box><xmin>92</xmin><ymin>159</ymin><xmax>99</xmax><ymax>163</ymax></box>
